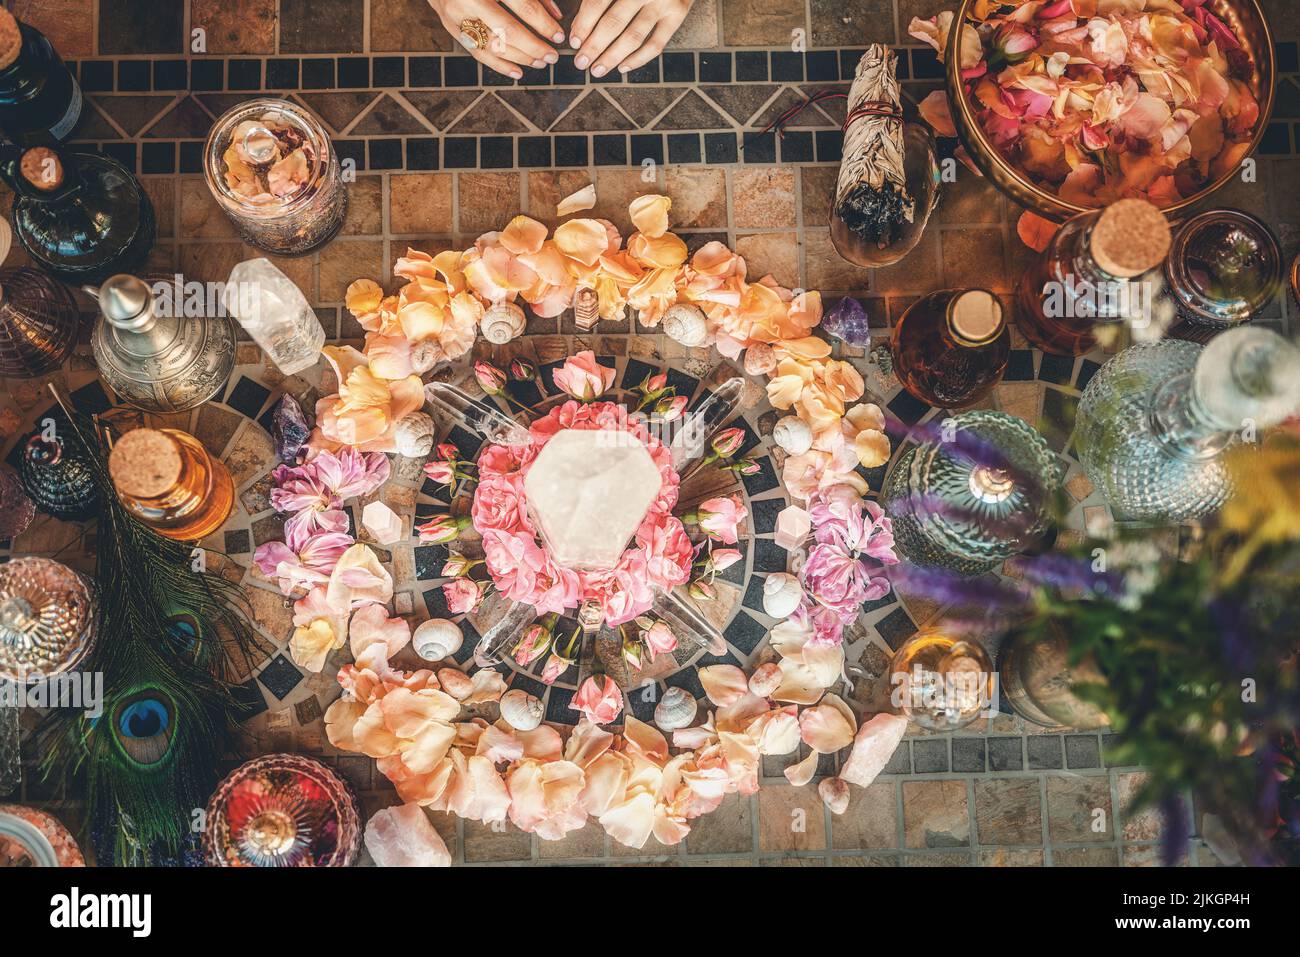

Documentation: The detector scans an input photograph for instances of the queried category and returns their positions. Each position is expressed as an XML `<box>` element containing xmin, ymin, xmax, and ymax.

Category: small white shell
<box><xmin>744</xmin><ymin>343</ymin><xmax>776</xmax><ymax>376</ymax></box>
<box><xmin>394</xmin><ymin>411</ymin><xmax>435</xmax><ymax>458</ymax></box>
<box><xmin>409</xmin><ymin>339</ymin><xmax>440</xmax><ymax>374</ymax></box>
<box><xmin>499</xmin><ymin>688</ymin><xmax>544</xmax><ymax>731</ymax></box>
<box><xmin>772</xmin><ymin>416</ymin><xmax>813</xmax><ymax>456</ymax></box>
<box><xmin>748</xmin><ymin>662</ymin><xmax>782</xmax><ymax>698</ymax></box>
<box><xmin>762</xmin><ymin>572</ymin><xmax>804</xmax><ymax>619</ymax></box>
<box><xmin>654</xmin><ymin>686</ymin><xmax>698</xmax><ymax>731</ymax></box>
<box><xmin>819</xmin><ymin>777</ymin><xmax>850</xmax><ymax>815</ymax></box>
<box><xmin>480</xmin><ymin>302</ymin><xmax>526</xmax><ymax>344</ymax></box>
<box><xmin>662</xmin><ymin>303</ymin><xmax>708</xmax><ymax>347</ymax></box>
<box><xmin>413</xmin><ymin>618</ymin><xmax>462</xmax><ymax>662</ymax></box>
<box><xmin>437</xmin><ymin>667</ymin><xmax>473</xmax><ymax>700</ymax></box>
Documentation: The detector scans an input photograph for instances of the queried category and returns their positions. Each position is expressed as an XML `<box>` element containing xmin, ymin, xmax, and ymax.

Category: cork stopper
<box><xmin>0</xmin><ymin>9</ymin><xmax>21</xmax><ymax>72</ymax></box>
<box><xmin>1089</xmin><ymin>199</ymin><xmax>1172</xmax><ymax>278</ymax></box>
<box><xmin>949</xmin><ymin>289</ymin><xmax>1004</xmax><ymax>345</ymax></box>
<box><xmin>109</xmin><ymin>429</ymin><xmax>183</xmax><ymax>499</ymax></box>
<box><xmin>20</xmin><ymin>147</ymin><xmax>63</xmax><ymax>191</ymax></box>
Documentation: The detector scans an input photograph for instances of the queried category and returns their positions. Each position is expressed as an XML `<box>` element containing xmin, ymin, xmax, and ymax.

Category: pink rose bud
<box><xmin>710</xmin><ymin>427</ymin><xmax>745</xmax><ymax>458</ymax></box>
<box><xmin>513</xmin><ymin>623</ymin><xmax>553</xmax><ymax>665</ymax></box>
<box><xmin>443</xmin><ymin>578</ymin><xmax>483</xmax><ymax>614</ymax></box>
<box><xmin>689</xmin><ymin>580</ymin><xmax>717</xmax><ymax>601</ymax></box>
<box><xmin>640</xmin><ymin>620</ymin><xmax>678</xmax><ymax>656</ymax></box>
<box><xmin>474</xmin><ymin>361</ymin><xmax>507</xmax><ymax>396</ymax></box>
<box><xmin>645</xmin><ymin>372</ymin><xmax>668</xmax><ymax>393</ymax></box>
<box><xmin>417</xmin><ymin>514</ymin><xmax>467</xmax><ymax>544</ymax></box>
<box><xmin>729</xmin><ymin>457</ymin><xmax>761</xmax><ymax>475</ymax></box>
<box><xmin>423</xmin><ymin>460</ymin><xmax>455</xmax><ymax>485</ymax></box>
<box><xmin>655</xmin><ymin>395</ymin><xmax>687</xmax><ymax>421</ymax></box>
<box><xmin>441</xmin><ymin>554</ymin><xmax>473</xmax><ymax>577</ymax></box>
<box><xmin>436</xmin><ymin>443</ymin><xmax>459</xmax><ymax>461</ymax></box>
<box><xmin>994</xmin><ymin>22</ymin><xmax>1037</xmax><ymax>61</ymax></box>
<box><xmin>509</xmin><ymin>357</ymin><xmax>536</xmax><ymax>381</ymax></box>
<box><xmin>621</xmin><ymin>635</ymin><xmax>643</xmax><ymax>671</ymax></box>
<box><xmin>709</xmin><ymin>548</ymin><xmax>742</xmax><ymax>572</ymax></box>
<box><xmin>540</xmin><ymin>651</ymin><xmax>574</xmax><ymax>685</ymax></box>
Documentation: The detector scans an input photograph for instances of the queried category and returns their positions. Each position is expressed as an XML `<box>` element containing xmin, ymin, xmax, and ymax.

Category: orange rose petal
<box><xmin>555</xmin><ymin>183</ymin><xmax>596</xmax><ymax>216</ymax></box>
<box><xmin>554</xmin><ymin>218</ymin><xmax>610</xmax><ymax>267</ymax></box>
<box><xmin>345</xmin><ymin>278</ymin><xmax>384</xmax><ymax>317</ymax></box>
<box><xmin>628</xmin><ymin>194</ymin><xmax>672</xmax><ymax>238</ymax></box>
<box><xmin>499</xmin><ymin>215</ymin><xmax>548</xmax><ymax>256</ymax></box>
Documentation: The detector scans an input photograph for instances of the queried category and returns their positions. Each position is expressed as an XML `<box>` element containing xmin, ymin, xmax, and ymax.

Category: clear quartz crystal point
<box><xmin>1075</xmin><ymin>327</ymin><xmax>1300</xmax><ymax>522</ymax></box>
<box><xmin>652</xmin><ymin>587</ymin><xmax>726</xmax><ymax>656</ymax></box>
<box><xmin>471</xmin><ymin>593</ymin><xmax>537</xmax><ymax>665</ymax></box>
<box><xmin>0</xmin><ymin>701</ymin><xmax>18</xmax><ymax>796</ymax></box>
<box><xmin>669</xmin><ymin>376</ymin><xmax>745</xmax><ymax>471</ymax></box>
<box><xmin>223</xmin><ymin>258</ymin><xmax>325</xmax><ymax>375</ymax></box>
<box><xmin>423</xmin><ymin>382</ymin><xmax>532</xmax><ymax>447</ymax></box>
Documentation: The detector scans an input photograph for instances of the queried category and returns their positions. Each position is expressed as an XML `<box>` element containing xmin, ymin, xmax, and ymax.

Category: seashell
<box><xmin>661</xmin><ymin>303</ymin><xmax>708</xmax><ymax>347</ymax></box>
<box><xmin>772</xmin><ymin>416</ymin><xmax>813</xmax><ymax>455</ymax></box>
<box><xmin>394</xmin><ymin>411</ymin><xmax>435</xmax><ymax>458</ymax></box>
<box><xmin>748</xmin><ymin>662</ymin><xmax>782</xmax><ymax>698</ymax></box>
<box><xmin>480</xmin><ymin>301</ymin><xmax>526</xmax><ymax>344</ymax></box>
<box><xmin>499</xmin><ymin>688</ymin><xmax>544</xmax><ymax>731</ymax></box>
<box><xmin>819</xmin><ymin>777</ymin><xmax>850</xmax><ymax>815</ymax></box>
<box><xmin>437</xmin><ymin>667</ymin><xmax>473</xmax><ymax>700</ymax></box>
<box><xmin>762</xmin><ymin>572</ymin><xmax>804</xmax><ymax>619</ymax></box>
<box><xmin>654</xmin><ymin>686</ymin><xmax>698</xmax><ymax>731</ymax></box>
<box><xmin>413</xmin><ymin>618</ymin><xmax>462</xmax><ymax>661</ymax></box>
<box><xmin>744</xmin><ymin>343</ymin><xmax>777</xmax><ymax>376</ymax></box>
<box><xmin>409</xmin><ymin>338</ymin><xmax>440</xmax><ymax>374</ymax></box>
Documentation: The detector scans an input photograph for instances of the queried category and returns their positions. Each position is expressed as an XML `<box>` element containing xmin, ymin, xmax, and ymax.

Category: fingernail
<box><xmin>532</xmin><ymin>58</ymin><xmax>545</xmax><ymax>68</ymax></box>
<box><xmin>570</xmin><ymin>36</ymin><xmax>582</xmax><ymax>48</ymax></box>
<box><xmin>544</xmin><ymin>52</ymin><xmax>558</xmax><ymax>64</ymax></box>
<box><xmin>591</xmin><ymin>64</ymin><xmax>606</xmax><ymax>77</ymax></box>
<box><xmin>575</xmin><ymin>55</ymin><xmax>589</xmax><ymax>68</ymax></box>
<box><xmin>618</xmin><ymin>64</ymin><xmax>629</xmax><ymax>73</ymax></box>
<box><xmin>553</xmin><ymin>31</ymin><xmax>565</xmax><ymax>42</ymax></box>
<box><xmin>511</xmin><ymin>70</ymin><xmax>523</xmax><ymax>79</ymax></box>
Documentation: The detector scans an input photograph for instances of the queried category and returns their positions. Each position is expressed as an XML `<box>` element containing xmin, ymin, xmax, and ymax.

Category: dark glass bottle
<box><xmin>0</xmin><ymin>264</ymin><xmax>80</xmax><ymax>377</ymax></box>
<box><xmin>0</xmin><ymin>145</ymin><xmax>154</xmax><ymax>283</ymax></box>
<box><xmin>1014</xmin><ymin>199</ymin><xmax>1171</xmax><ymax>356</ymax></box>
<box><xmin>0</xmin><ymin>9</ymin><xmax>82</xmax><ymax>145</ymax></box>
<box><xmin>892</xmin><ymin>288</ymin><xmax>1009</xmax><ymax>407</ymax></box>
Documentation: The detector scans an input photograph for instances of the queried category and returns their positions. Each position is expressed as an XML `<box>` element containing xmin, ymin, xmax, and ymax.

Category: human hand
<box><xmin>569</xmin><ymin>0</ymin><xmax>695</xmax><ymax>77</ymax></box>
<box><xmin>426</xmin><ymin>0</ymin><xmax>567</xmax><ymax>78</ymax></box>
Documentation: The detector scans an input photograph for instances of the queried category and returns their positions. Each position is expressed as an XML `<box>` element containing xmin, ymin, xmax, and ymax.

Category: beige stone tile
<box><xmin>537</xmin><ymin>824</ymin><xmax>607</xmax><ymax>860</ymax></box>
<box><xmin>732</xmin><ymin>168</ymin><xmax>797</xmax><ymax>230</ymax></box>
<box><xmin>902</xmin><ymin>780</ymin><xmax>970</xmax><ymax>848</ymax></box>
<box><xmin>341</xmin><ymin>176</ymin><xmax>384</xmax><ymax>236</ymax></box>
<box><xmin>191</xmin><ymin>0</ymin><xmax>277</xmax><ymax>54</ymax></box>
<box><xmin>527</xmin><ymin>170</ymin><xmax>595</xmax><ymax>227</ymax></box>
<box><xmin>1053</xmin><ymin>846</ymin><xmax>1119</xmax><ymax>866</ymax></box>
<box><xmin>872</xmin><ymin>227</ymin><xmax>942</xmax><ymax>295</ymax></box>
<box><xmin>736</xmin><ymin>232</ymin><xmax>799</xmax><ymax>288</ymax></box>
<box><xmin>721</xmin><ymin>0</ymin><xmax>806</xmax><ymax>45</ymax></box>
<box><xmin>11</xmin><ymin>0</ymin><xmax>94</xmax><ymax>56</ymax></box>
<box><xmin>224</xmin><ymin>422</ymin><xmax>277</xmax><ymax>489</ymax></box>
<box><xmin>974</xmin><ymin>777</ymin><xmax>1042</xmax><ymax>845</ymax></box>
<box><xmin>942</xmin><ymin>226</ymin><xmax>1009</xmax><ymax>293</ymax></box>
<box><xmin>463</xmin><ymin>819</ymin><xmax>532</xmax><ymax>862</ymax></box>
<box><xmin>934</xmin><ymin>173</ymin><xmax>1008</xmax><ymax>226</ymax></box>
<box><xmin>180</xmin><ymin>179</ymin><xmax>238</xmax><ymax>239</ymax></box>
<box><xmin>668</xmin><ymin>0</ymin><xmax>720</xmax><ymax>48</ymax></box>
<box><xmin>457</xmin><ymin>172</ymin><xmax>521</xmax><ymax>235</ymax></box>
<box><xmin>390</xmin><ymin>173</ymin><xmax>454</xmax><ymax>233</ymax></box>
<box><xmin>758</xmin><ymin>783</ymin><xmax>827</xmax><ymax>852</ymax></box>
<box><xmin>980</xmin><ymin>848</ymin><xmax>1044</xmax><ymax>866</ymax></box>
<box><xmin>833</xmin><ymin>854</ymin><xmax>901</xmax><ymax>866</ymax></box>
<box><xmin>592</xmin><ymin>169</ymin><xmax>666</xmax><ymax>235</ymax></box>
<box><xmin>1046</xmin><ymin>775</ymin><xmax>1113</xmax><ymax>843</ymax></box>
<box><xmin>1115</xmin><ymin>771</ymin><xmax>1162</xmax><ymax>841</ymax></box>
<box><xmin>800</xmin><ymin>166</ymin><xmax>837</xmax><ymax>228</ymax></box>
<box><xmin>831</xmin><ymin>780</ymin><xmax>898</xmax><ymax>850</ymax></box>
<box><xmin>804</xmin><ymin>228</ymin><xmax>872</xmax><ymax>293</ymax></box>
<box><xmin>686</xmin><ymin>793</ymin><xmax>753</xmax><ymax>855</ymax></box>
<box><xmin>666</xmin><ymin>167</ymin><xmax>728</xmax><ymax>229</ymax></box>
<box><xmin>244</xmin><ymin>584</ymin><xmax>294</xmax><ymax>643</ymax></box>
<box><xmin>904</xmin><ymin>851</ymin><xmax>971</xmax><ymax>866</ymax></box>
<box><xmin>319</xmin><ymin>240</ymin><xmax>385</xmax><ymax>302</ymax></box>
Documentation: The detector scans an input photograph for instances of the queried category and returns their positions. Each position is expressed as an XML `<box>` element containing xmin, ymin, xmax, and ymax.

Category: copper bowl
<box><xmin>944</xmin><ymin>0</ymin><xmax>1274</xmax><ymax>222</ymax></box>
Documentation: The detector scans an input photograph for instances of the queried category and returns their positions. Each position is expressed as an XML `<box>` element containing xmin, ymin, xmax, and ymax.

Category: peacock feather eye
<box><xmin>112</xmin><ymin>690</ymin><xmax>176</xmax><ymax>768</ymax></box>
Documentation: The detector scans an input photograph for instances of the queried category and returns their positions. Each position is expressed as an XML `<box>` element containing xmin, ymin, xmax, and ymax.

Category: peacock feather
<box><xmin>38</xmin><ymin>399</ymin><xmax>259</xmax><ymax>865</ymax></box>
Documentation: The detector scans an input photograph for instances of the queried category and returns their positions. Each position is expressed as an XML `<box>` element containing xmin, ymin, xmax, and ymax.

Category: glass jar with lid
<box><xmin>204</xmin><ymin>97</ymin><xmax>347</xmax><ymax>256</ymax></box>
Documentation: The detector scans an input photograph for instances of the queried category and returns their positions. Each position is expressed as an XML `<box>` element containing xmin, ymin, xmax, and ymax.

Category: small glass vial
<box><xmin>890</xmin><ymin>631</ymin><xmax>995</xmax><ymax>731</ymax></box>
<box><xmin>107</xmin><ymin>427</ymin><xmax>235</xmax><ymax>541</ymax></box>
<box><xmin>204</xmin><ymin>98</ymin><xmax>347</xmax><ymax>256</ymax></box>
<box><xmin>1014</xmin><ymin>199</ymin><xmax>1171</xmax><ymax>355</ymax></box>
<box><xmin>892</xmin><ymin>288</ymin><xmax>1009</xmax><ymax>408</ymax></box>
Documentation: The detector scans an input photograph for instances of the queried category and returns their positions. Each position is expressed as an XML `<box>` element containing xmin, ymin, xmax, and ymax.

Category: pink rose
<box><xmin>552</xmin><ymin>350</ymin><xmax>615</xmax><ymax>400</ymax></box>
<box><xmin>695</xmin><ymin>495</ymin><xmax>747</xmax><ymax>545</ymax></box>
<box><xmin>582</xmin><ymin>552</ymin><xmax>653</xmax><ymax>627</ymax></box>
<box><xmin>570</xmin><ymin>675</ymin><xmax>623</xmax><ymax>725</ymax></box>
<box><xmin>637</xmin><ymin>515</ymin><xmax>693</xmax><ymax>590</ymax></box>
<box><xmin>530</xmin><ymin>558</ymin><xmax>582</xmax><ymax>615</ymax></box>
<box><xmin>641</xmin><ymin>621</ymin><xmax>678</xmax><ymax>657</ymax></box>
<box><xmin>482</xmin><ymin>529</ymin><xmax>549</xmax><ymax>603</ymax></box>
<box><xmin>443</xmin><ymin>578</ymin><xmax>483</xmax><ymax>615</ymax></box>
<box><xmin>709</xmin><ymin>548</ymin><xmax>742</xmax><ymax>572</ymax></box>
<box><xmin>477</xmin><ymin>442</ymin><xmax>534</xmax><ymax>478</ymax></box>
<box><xmin>471</xmin><ymin>475</ymin><xmax>532</xmax><ymax>535</ymax></box>
<box><xmin>540</xmin><ymin>651</ymin><xmax>574</xmax><ymax>685</ymax></box>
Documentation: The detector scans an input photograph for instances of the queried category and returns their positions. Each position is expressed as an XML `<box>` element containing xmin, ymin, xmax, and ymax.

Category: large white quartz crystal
<box><xmin>363</xmin><ymin>804</ymin><xmax>451</xmax><ymax>867</ymax></box>
<box><xmin>524</xmin><ymin>428</ymin><xmax>663</xmax><ymax>570</ymax></box>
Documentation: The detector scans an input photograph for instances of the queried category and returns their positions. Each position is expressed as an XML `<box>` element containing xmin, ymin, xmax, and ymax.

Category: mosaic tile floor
<box><xmin>2</xmin><ymin>0</ymin><xmax>1298</xmax><ymax>867</ymax></box>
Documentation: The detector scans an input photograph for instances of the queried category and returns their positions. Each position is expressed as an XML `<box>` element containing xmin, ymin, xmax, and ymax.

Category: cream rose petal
<box><xmin>783</xmin><ymin>749</ymin><xmax>820</xmax><ymax>787</ymax></box>
<box><xmin>555</xmin><ymin>183</ymin><xmax>596</xmax><ymax>216</ymax></box>
<box><xmin>628</xmin><ymin>194</ymin><xmax>672</xmax><ymax>239</ymax></box>
<box><xmin>799</xmin><ymin>699</ymin><xmax>857</xmax><ymax>754</ymax></box>
<box><xmin>699</xmin><ymin>664</ymin><xmax>749</xmax><ymax>707</ymax></box>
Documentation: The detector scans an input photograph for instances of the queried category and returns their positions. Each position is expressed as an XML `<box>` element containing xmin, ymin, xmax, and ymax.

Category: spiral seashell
<box><xmin>393</xmin><ymin>411</ymin><xmax>436</xmax><ymax>458</ymax></box>
<box><xmin>761</xmin><ymin>572</ymin><xmax>804</xmax><ymax>619</ymax></box>
<box><xmin>772</xmin><ymin>415</ymin><xmax>813</xmax><ymax>455</ymax></box>
<box><xmin>409</xmin><ymin>338</ymin><xmax>440</xmax><ymax>374</ymax></box>
<box><xmin>748</xmin><ymin>662</ymin><xmax>782</xmax><ymax>698</ymax></box>
<box><xmin>744</xmin><ymin>343</ymin><xmax>777</xmax><ymax>376</ymax></box>
<box><xmin>819</xmin><ymin>777</ymin><xmax>850</xmax><ymax>815</ymax></box>
<box><xmin>654</xmin><ymin>686</ymin><xmax>698</xmax><ymax>731</ymax></box>
<box><xmin>480</xmin><ymin>302</ymin><xmax>526</xmax><ymax>344</ymax></box>
<box><xmin>413</xmin><ymin>618</ymin><xmax>462</xmax><ymax>662</ymax></box>
<box><xmin>661</xmin><ymin>303</ymin><xmax>708</xmax><ymax>347</ymax></box>
<box><xmin>499</xmin><ymin>688</ymin><xmax>544</xmax><ymax>731</ymax></box>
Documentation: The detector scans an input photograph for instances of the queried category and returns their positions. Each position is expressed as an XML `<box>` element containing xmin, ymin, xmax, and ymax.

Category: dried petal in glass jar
<box><xmin>204</xmin><ymin>98</ymin><xmax>347</xmax><ymax>256</ymax></box>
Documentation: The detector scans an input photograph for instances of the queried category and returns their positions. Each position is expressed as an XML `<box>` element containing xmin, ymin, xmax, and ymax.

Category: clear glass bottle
<box><xmin>204</xmin><ymin>98</ymin><xmax>347</xmax><ymax>256</ymax></box>
<box><xmin>0</xmin><ymin>8</ymin><xmax>82</xmax><ymax>145</ymax></box>
<box><xmin>0</xmin><ymin>265</ymin><xmax>79</xmax><ymax>378</ymax></box>
<box><xmin>881</xmin><ymin>410</ymin><xmax>1065</xmax><ymax>575</ymax></box>
<box><xmin>1014</xmin><ymin>199</ymin><xmax>1170</xmax><ymax>355</ymax></box>
<box><xmin>1074</xmin><ymin>327</ymin><xmax>1300</xmax><ymax>522</ymax></box>
<box><xmin>107</xmin><ymin>427</ymin><xmax>235</xmax><ymax>541</ymax></box>
<box><xmin>892</xmin><ymin>288</ymin><xmax>1009</xmax><ymax>407</ymax></box>
<box><xmin>86</xmin><ymin>273</ymin><xmax>236</xmax><ymax>414</ymax></box>
<box><xmin>0</xmin><ymin>145</ymin><xmax>154</xmax><ymax>283</ymax></box>
<box><xmin>223</xmin><ymin>258</ymin><xmax>325</xmax><ymax>376</ymax></box>
<box><xmin>890</xmin><ymin>631</ymin><xmax>995</xmax><ymax>731</ymax></box>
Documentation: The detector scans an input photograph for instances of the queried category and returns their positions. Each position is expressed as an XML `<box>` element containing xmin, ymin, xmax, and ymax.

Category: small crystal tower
<box><xmin>223</xmin><ymin>258</ymin><xmax>325</xmax><ymax>376</ymax></box>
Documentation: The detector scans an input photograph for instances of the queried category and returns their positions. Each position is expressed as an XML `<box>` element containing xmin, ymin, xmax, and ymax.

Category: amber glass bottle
<box><xmin>892</xmin><ymin>288</ymin><xmax>1009</xmax><ymax>407</ymax></box>
<box><xmin>107</xmin><ymin>427</ymin><xmax>234</xmax><ymax>541</ymax></box>
<box><xmin>1014</xmin><ymin>199</ymin><xmax>1171</xmax><ymax>356</ymax></box>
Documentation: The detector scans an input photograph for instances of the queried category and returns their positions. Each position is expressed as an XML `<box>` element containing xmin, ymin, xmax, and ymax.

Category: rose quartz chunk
<box><xmin>773</xmin><ymin>505</ymin><xmax>811</xmax><ymax>551</ymax></box>
<box><xmin>364</xmin><ymin>804</ymin><xmax>451</xmax><ymax>867</ymax></box>
<box><xmin>839</xmin><ymin>712</ymin><xmax>908</xmax><ymax>788</ymax></box>
<box><xmin>361</xmin><ymin>501</ymin><xmax>404</xmax><ymax>545</ymax></box>
<box><xmin>524</xmin><ymin>428</ymin><xmax>663</xmax><ymax>570</ymax></box>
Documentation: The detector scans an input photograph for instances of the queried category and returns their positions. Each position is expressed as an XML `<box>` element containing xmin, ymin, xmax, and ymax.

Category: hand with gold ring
<box><xmin>425</xmin><ymin>0</ymin><xmax>566</xmax><ymax>79</ymax></box>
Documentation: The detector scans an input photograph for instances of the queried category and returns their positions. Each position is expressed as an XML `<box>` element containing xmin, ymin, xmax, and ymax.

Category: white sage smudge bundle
<box><xmin>835</xmin><ymin>45</ymin><xmax>914</xmax><ymax>250</ymax></box>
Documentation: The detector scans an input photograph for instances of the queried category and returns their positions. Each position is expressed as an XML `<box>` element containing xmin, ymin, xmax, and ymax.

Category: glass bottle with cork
<box><xmin>1014</xmin><ymin>199</ymin><xmax>1171</xmax><ymax>356</ymax></box>
<box><xmin>0</xmin><ymin>8</ymin><xmax>82</xmax><ymax>145</ymax></box>
<box><xmin>891</xmin><ymin>287</ymin><xmax>1010</xmax><ymax>407</ymax></box>
<box><xmin>107</xmin><ymin>427</ymin><xmax>235</xmax><ymax>541</ymax></box>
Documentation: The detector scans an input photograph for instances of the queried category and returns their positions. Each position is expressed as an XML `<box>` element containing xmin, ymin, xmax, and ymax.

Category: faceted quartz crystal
<box><xmin>224</xmin><ymin>258</ymin><xmax>325</xmax><ymax>376</ymax></box>
<box><xmin>523</xmin><ymin>429</ymin><xmax>663</xmax><ymax>571</ymax></box>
